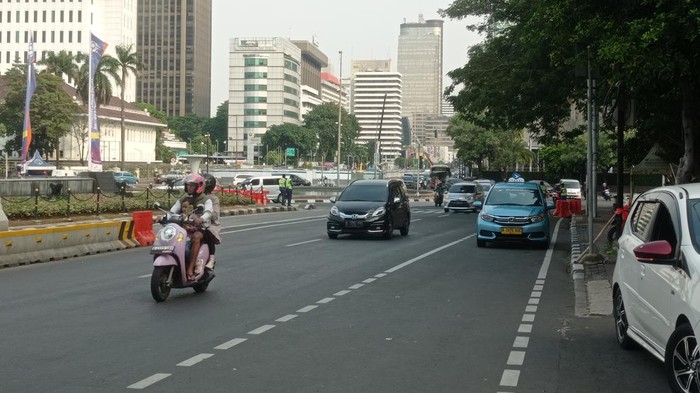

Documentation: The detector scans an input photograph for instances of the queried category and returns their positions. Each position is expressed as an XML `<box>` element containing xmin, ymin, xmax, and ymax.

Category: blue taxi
<box><xmin>475</xmin><ymin>178</ymin><xmax>555</xmax><ymax>249</ymax></box>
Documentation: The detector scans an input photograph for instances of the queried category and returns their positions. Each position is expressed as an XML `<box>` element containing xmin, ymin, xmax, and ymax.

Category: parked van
<box><xmin>242</xmin><ymin>175</ymin><xmax>284</xmax><ymax>202</ymax></box>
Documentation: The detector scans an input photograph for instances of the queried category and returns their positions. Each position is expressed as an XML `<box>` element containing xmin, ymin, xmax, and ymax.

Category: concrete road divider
<box><xmin>0</xmin><ymin>220</ymin><xmax>141</xmax><ymax>268</ymax></box>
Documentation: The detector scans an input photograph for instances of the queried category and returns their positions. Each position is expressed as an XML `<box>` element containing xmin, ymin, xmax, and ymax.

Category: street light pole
<box><xmin>205</xmin><ymin>133</ymin><xmax>210</xmax><ymax>174</ymax></box>
<box><xmin>336</xmin><ymin>50</ymin><xmax>343</xmax><ymax>187</ymax></box>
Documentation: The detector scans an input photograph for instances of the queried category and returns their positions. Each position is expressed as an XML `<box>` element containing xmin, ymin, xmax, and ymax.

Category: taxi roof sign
<box><xmin>508</xmin><ymin>172</ymin><xmax>525</xmax><ymax>182</ymax></box>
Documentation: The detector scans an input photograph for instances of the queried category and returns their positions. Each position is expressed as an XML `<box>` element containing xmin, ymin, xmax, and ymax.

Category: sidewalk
<box><xmin>569</xmin><ymin>197</ymin><xmax>617</xmax><ymax>317</ymax></box>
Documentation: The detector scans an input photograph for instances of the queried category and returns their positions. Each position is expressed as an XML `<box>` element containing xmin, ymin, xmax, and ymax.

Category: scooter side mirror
<box><xmin>153</xmin><ymin>202</ymin><xmax>161</xmax><ymax>209</ymax></box>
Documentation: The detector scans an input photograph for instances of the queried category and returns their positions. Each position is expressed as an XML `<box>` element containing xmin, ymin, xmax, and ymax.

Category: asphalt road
<box><xmin>0</xmin><ymin>202</ymin><xmax>669</xmax><ymax>392</ymax></box>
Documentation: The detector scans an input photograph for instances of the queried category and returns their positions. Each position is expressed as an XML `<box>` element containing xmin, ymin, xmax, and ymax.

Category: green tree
<box><xmin>303</xmin><ymin>103</ymin><xmax>360</xmax><ymax>163</ymax></box>
<box><xmin>114</xmin><ymin>44</ymin><xmax>143</xmax><ymax>168</ymax></box>
<box><xmin>0</xmin><ymin>69</ymin><xmax>78</xmax><ymax>162</ymax></box>
<box><xmin>74</xmin><ymin>52</ymin><xmax>121</xmax><ymax>109</ymax></box>
<box><xmin>168</xmin><ymin>114</ymin><xmax>209</xmax><ymax>149</ymax></box>
<box><xmin>38</xmin><ymin>50</ymin><xmax>78</xmax><ymax>81</ymax></box>
<box><xmin>440</xmin><ymin>0</ymin><xmax>700</xmax><ymax>183</ymax></box>
<box><xmin>261</xmin><ymin>123</ymin><xmax>316</xmax><ymax>166</ymax></box>
<box><xmin>206</xmin><ymin>101</ymin><xmax>228</xmax><ymax>153</ymax></box>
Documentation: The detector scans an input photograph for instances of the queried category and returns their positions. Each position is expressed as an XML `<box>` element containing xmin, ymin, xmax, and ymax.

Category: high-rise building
<box><xmin>397</xmin><ymin>15</ymin><xmax>443</xmax><ymax>116</ymax></box>
<box><xmin>320</xmin><ymin>72</ymin><xmax>348</xmax><ymax>111</ymax></box>
<box><xmin>351</xmin><ymin>69</ymin><xmax>403</xmax><ymax>163</ymax></box>
<box><xmin>291</xmin><ymin>40</ymin><xmax>328</xmax><ymax>118</ymax></box>
<box><xmin>136</xmin><ymin>0</ymin><xmax>212</xmax><ymax>117</ymax></box>
<box><xmin>228</xmin><ymin>37</ymin><xmax>302</xmax><ymax>163</ymax></box>
<box><xmin>0</xmin><ymin>0</ymin><xmax>138</xmax><ymax>102</ymax></box>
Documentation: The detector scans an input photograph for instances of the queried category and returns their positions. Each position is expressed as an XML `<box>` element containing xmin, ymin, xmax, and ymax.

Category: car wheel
<box><xmin>400</xmin><ymin>220</ymin><xmax>409</xmax><ymax>236</ymax></box>
<box><xmin>665</xmin><ymin>323</ymin><xmax>700</xmax><ymax>393</ymax></box>
<box><xmin>476</xmin><ymin>238</ymin><xmax>486</xmax><ymax>247</ymax></box>
<box><xmin>612</xmin><ymin>287</ymin><xmax>635</xmax><ymax>349</ymax></box>
<box><xmin>327</xmin><ymin>232</ymin><xmax>338</xmax><ymax>239</ymax></box>
<box><xmin>383</xmin><ymin>218</ymin><xmax>394</xmax><ymax>240</ymax></box>
<box><xmin>444</xmin><ymin>208</ymin><xmax>449</xmax><ymax>213</ymax></box>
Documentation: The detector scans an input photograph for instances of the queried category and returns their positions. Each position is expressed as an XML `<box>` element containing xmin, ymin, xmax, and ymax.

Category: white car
<box><xmin>612</xmin><ymin>183</ymin><xmax>700</xmax><ymax>392</ymax></box>
<box><xmin>558</xmin><ymin>178</ymin><xmax>582</xmax><ymax>199</ymax></box>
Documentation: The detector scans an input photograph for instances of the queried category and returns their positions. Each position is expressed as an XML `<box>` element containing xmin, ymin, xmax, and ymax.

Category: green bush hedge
<box><xmin>1</xmin><ymin>190</ymin><xmax>255</xmax><ymax>219</ymax></box>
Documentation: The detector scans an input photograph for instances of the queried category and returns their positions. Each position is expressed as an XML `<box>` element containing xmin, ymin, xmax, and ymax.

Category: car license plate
<box><xmin>501</xmin><ymin>227</ymin><xmax>523</xmax><ymax>235</ymax></box>
<box><xmin>345</xmin><ymin>220</ymin><xmax>361</xmax><ymax>228</ymax></box>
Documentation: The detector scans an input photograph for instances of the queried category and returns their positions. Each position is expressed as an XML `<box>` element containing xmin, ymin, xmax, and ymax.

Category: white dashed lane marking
<box><xmin>177</xmin><ymin>353</ymin><xmax>214</xmax><ymax>367</ymax></box>
<box><xmin>127</xmin><ymin>373</ymin><xmax>171</xmax><ymax>389</ymax></box>
<box><xmin>497</xmin><ymin>219</ymin><xmax>562</xmax><ymax>392</ymax></box>
<box><xmin>214</xmin><ymin>338</ymin><xmax>247</xmax><ymax>350</ymax></box>
<box><xmin>126</xmin><ymin>234</ymin><xmax>475</xmax><ymax>390</ymax></box>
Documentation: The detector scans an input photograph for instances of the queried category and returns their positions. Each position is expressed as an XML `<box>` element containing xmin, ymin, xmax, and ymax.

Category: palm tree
<box><xmin>114</xmin><ymin>44</ymin><xmax>143</xmax><ymax>168</ymax></box>
<box><xmin>74</xmin><ymin>52</ymin><xmax>121</xmax><ymax>109</ymax></box>
<box><xmin>38</xmin><ymin>50</ymin><xmax>77</xmax><ymax>82</ymax></box>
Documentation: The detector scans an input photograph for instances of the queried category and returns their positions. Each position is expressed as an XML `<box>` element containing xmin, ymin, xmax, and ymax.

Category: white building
<box><xmin>0</xmin><ymin>0</ymin><xmax>138</xmax><ymax>103</ymax></box>
<box><xmin>351</xmin><ymin>70</ymin><xmax>403</xmax><ymax>163</ymax></box>
<box><xmin>320</xmin><ymin>72</ymin><xmax>348</xmax><ymax>111</ymax></box>
<box><xmin>53</xmin><ymin>85</ymin><xmax>164</xmax><ymax>165</ymax></box>
<box><xmin>228</xmin><ymin>37</ymin><xmax>302</xmax><ymax>164</ymax></box>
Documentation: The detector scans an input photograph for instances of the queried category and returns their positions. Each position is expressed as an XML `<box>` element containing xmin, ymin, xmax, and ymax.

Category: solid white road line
<box><xmin>177</xmin><ymin>353</ymin><xmax>214</xmax><ymax>367</ymax></box>
<box><xmin>221</xmin><ymin>218</ymin><xmax>326</xmax><ymax>235</ymax></box>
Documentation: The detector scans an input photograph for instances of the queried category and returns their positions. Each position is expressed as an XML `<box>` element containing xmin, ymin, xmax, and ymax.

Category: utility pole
<box><xmin>336</xmin><ymin>51</ymin><xmax>343</xmax><ymax>187</ymax></box>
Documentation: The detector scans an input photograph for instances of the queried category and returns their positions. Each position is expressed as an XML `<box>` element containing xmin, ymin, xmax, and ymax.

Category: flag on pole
<box><xmin>20</xmin><ymin>36</ymin><xmax>37</xmax><ymax>167</ymax></box>
<box><xmin>88</xmin><ymin>33</ymin><xmax>108</xmax><ymax>172</ymax></box>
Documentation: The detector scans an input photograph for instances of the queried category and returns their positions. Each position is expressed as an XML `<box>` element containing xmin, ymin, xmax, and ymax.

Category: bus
<box><xmin>429</xmin><ymin>165</ymin><xmax>452</xmax><ymax>188</ymax></box>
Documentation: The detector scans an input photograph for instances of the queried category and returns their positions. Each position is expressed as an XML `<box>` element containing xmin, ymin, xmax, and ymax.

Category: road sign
<box><xmin>286</xmin><ymin>147</ymin><xmax>296</xmax><ymax>157</ymax></box>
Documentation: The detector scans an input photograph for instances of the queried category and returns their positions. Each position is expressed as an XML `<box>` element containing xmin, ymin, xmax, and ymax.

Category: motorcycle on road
<box><xmin>150</xmin><ymin>203</ymin><xmax>215</xmax><ymax>302</ymax></box>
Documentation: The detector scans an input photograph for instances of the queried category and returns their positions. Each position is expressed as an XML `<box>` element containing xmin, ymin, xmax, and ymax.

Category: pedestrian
<box><xmin>539</xmin><ymin>181</ymin><xmax>547</xmax><ymax>200</ymax></box>
<box><xmin>285</xmin><ymin>175</ymin><xmax>293</xmax><ymax>206</ymax></box>
<box><xmin>278</xmin><ymin>175</ymin><xmax>287</xmax><ymax>205</ymax></box>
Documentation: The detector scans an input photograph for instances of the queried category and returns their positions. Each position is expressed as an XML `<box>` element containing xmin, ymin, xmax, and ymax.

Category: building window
<box><xmin>244</xmin><ymin>121</ymin><xmax>267</xmax><ymax>128</ymax></box>
<box><xmin>284</xmin><ymin>110</ymin><xmax>299</xmax><ymax>119</ymax></box>
<box><xmin>244</xmin><ymin>84</ymin><xmax>267</xmax><ymax>91</ymax></box>
<box><xmin>244</xmin><ymin>57</ymin><xmax>267</xmax><ymax>66</ymax></box>
<box><xmin>284</xmin><ymin>74</ymin><xmax>298</xmax><ymax>84</ymax></box>
<box><xmin>244</xmin><ymin>109</ymin><xmax>267</xmax><ymax>115</ymax></box>
<box><xmin>284</xmin><ymin>86</ymin><xmax>298</xmax><ymax>95</ymax></box>
<box><xmin>244</xmin><ymin>96</ymin><xmax>267</xmax><ymax>103</ymax></box>
<box><xmin>284</xmin><ymin>98</ymin><xmax>298</xmax><ymax>107</ymax></box>
<box><xmin>244</xmin><ymin>72</ymin><xmax>267</xmax><ymax>79</ymax></box>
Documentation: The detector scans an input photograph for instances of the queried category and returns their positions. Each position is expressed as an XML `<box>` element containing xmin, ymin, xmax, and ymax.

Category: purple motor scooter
<box><xmin>150</xmin><ymin>203</ymin><xmax>214</xmax><ymax>302</ymax></box>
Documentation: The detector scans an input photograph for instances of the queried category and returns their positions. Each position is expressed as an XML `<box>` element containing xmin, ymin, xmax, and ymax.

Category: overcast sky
<box><xmin>209</xmin><ymin>0</ymin><xmax>484</xmax><ymax>116</ymax></box>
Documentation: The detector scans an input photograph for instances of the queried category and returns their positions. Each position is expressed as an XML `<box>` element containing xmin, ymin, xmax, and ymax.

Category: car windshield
<box><xmin>486</xmin><ymin>188</ymin><xmax>543</xmax><ymax>206</ymax></box>
<box><xmin>338</xmin><ymin>184</ymin><xmax>387</xmax><ymax>202</ymax></box>
<box><xmin>562</xmin><ymin>181</ymin><xmax>580</xmax><ymax>188</ymax></box>
<box><xmin>449</xmin><ymin>184</ymin><xmax>476</xmax><ymax>193</ymax></box>
<box><xmin>476</xmin><ymin>182</ymin><xmax>492</xmax><ymax>191</ymax></box>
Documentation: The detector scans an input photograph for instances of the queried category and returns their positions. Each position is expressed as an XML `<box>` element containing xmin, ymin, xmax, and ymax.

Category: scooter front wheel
<box><xmin>151</xmin><ymin>266</ymin><xmax>172</xmax><ymax>302</ymax></box>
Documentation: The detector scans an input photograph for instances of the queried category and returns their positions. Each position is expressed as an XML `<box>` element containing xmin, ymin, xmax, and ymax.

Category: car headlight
<box><xmin>529</xmin><ymin>213</ymin><xmax>546</xmax><ymax>223</ymax></box>
<box><xmin>372</xmin><ymin>207</ymin><xmax>386</xmax><ymax>217</ymax></box>
<box><xmin>330</xmin><ymin>205</ymin><xmax>339</xmax><ymax>216</ymax></box>
<box><xmin>479</xmin><ymin>212</ymin><xmax>496</xmax><ymax>222</ymax></box>
<box><xmin>467</xmin><ymin>196</ymin><xmax>474</xmax><ymax>202</ymax></box>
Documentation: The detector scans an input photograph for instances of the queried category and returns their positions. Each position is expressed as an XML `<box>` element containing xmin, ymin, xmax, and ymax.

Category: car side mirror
<box><xmin>329</xmin><ymin>196</ymin><xmax>336</xmax><ymax>203</ymax></box>
<box><xmin>393</xmin><ymin>197</ymin><xmax>401</xmax><ymax>204</ymax></box>
<box><xmin>633</xmin><ymin>240</ymin><xmax>675</xmax><ymax>264</ymax></box>
<box><xmin>473</xmin><ymin>200</ymin><xmax>482</xmax><ymax>209</ymax></box>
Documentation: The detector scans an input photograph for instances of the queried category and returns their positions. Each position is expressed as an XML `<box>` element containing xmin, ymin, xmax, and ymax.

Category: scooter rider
<box><xmin>169</xmin><ymin>173</ymin><xmax>213</xmax><ymax>281</ymax></box>
<box><xmin>202</xmin><ymin>173</ymin><xmax>221</xmax><ymax>274</ymax></box>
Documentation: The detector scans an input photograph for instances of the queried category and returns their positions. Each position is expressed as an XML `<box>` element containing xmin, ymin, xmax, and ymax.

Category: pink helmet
<box><xmin>183</xmin><ymin>173</ymin><xmax>205</xmax><ymax>195</ymax></box>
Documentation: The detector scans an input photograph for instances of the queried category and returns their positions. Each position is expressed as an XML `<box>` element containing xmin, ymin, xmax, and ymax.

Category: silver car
<box><xmin>443</xmin><ymin>181</ymin><xmax>485</xmax><ymax>213</ymax></box>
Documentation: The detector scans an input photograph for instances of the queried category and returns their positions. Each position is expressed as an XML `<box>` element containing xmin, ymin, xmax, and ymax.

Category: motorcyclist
<box><xmin>434</xmin><ymin>179</ymin><xmax>445</xmax><ymax>206</ymax></box>
<box><xmin>202</xmin><ymin>173</ymin><xmax>221</xmax><ymax>275</ymax></box>
<box><xmin>169</xmin><ymin>173</ymin><xmax>213</xmax><ymax>281</ymax></box>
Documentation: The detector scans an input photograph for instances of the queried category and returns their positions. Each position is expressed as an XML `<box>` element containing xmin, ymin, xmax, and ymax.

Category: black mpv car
<box><xmin>327</xmin><ymin>179</ymin><xmax>411</xmax><ymax>239</ymax></box>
